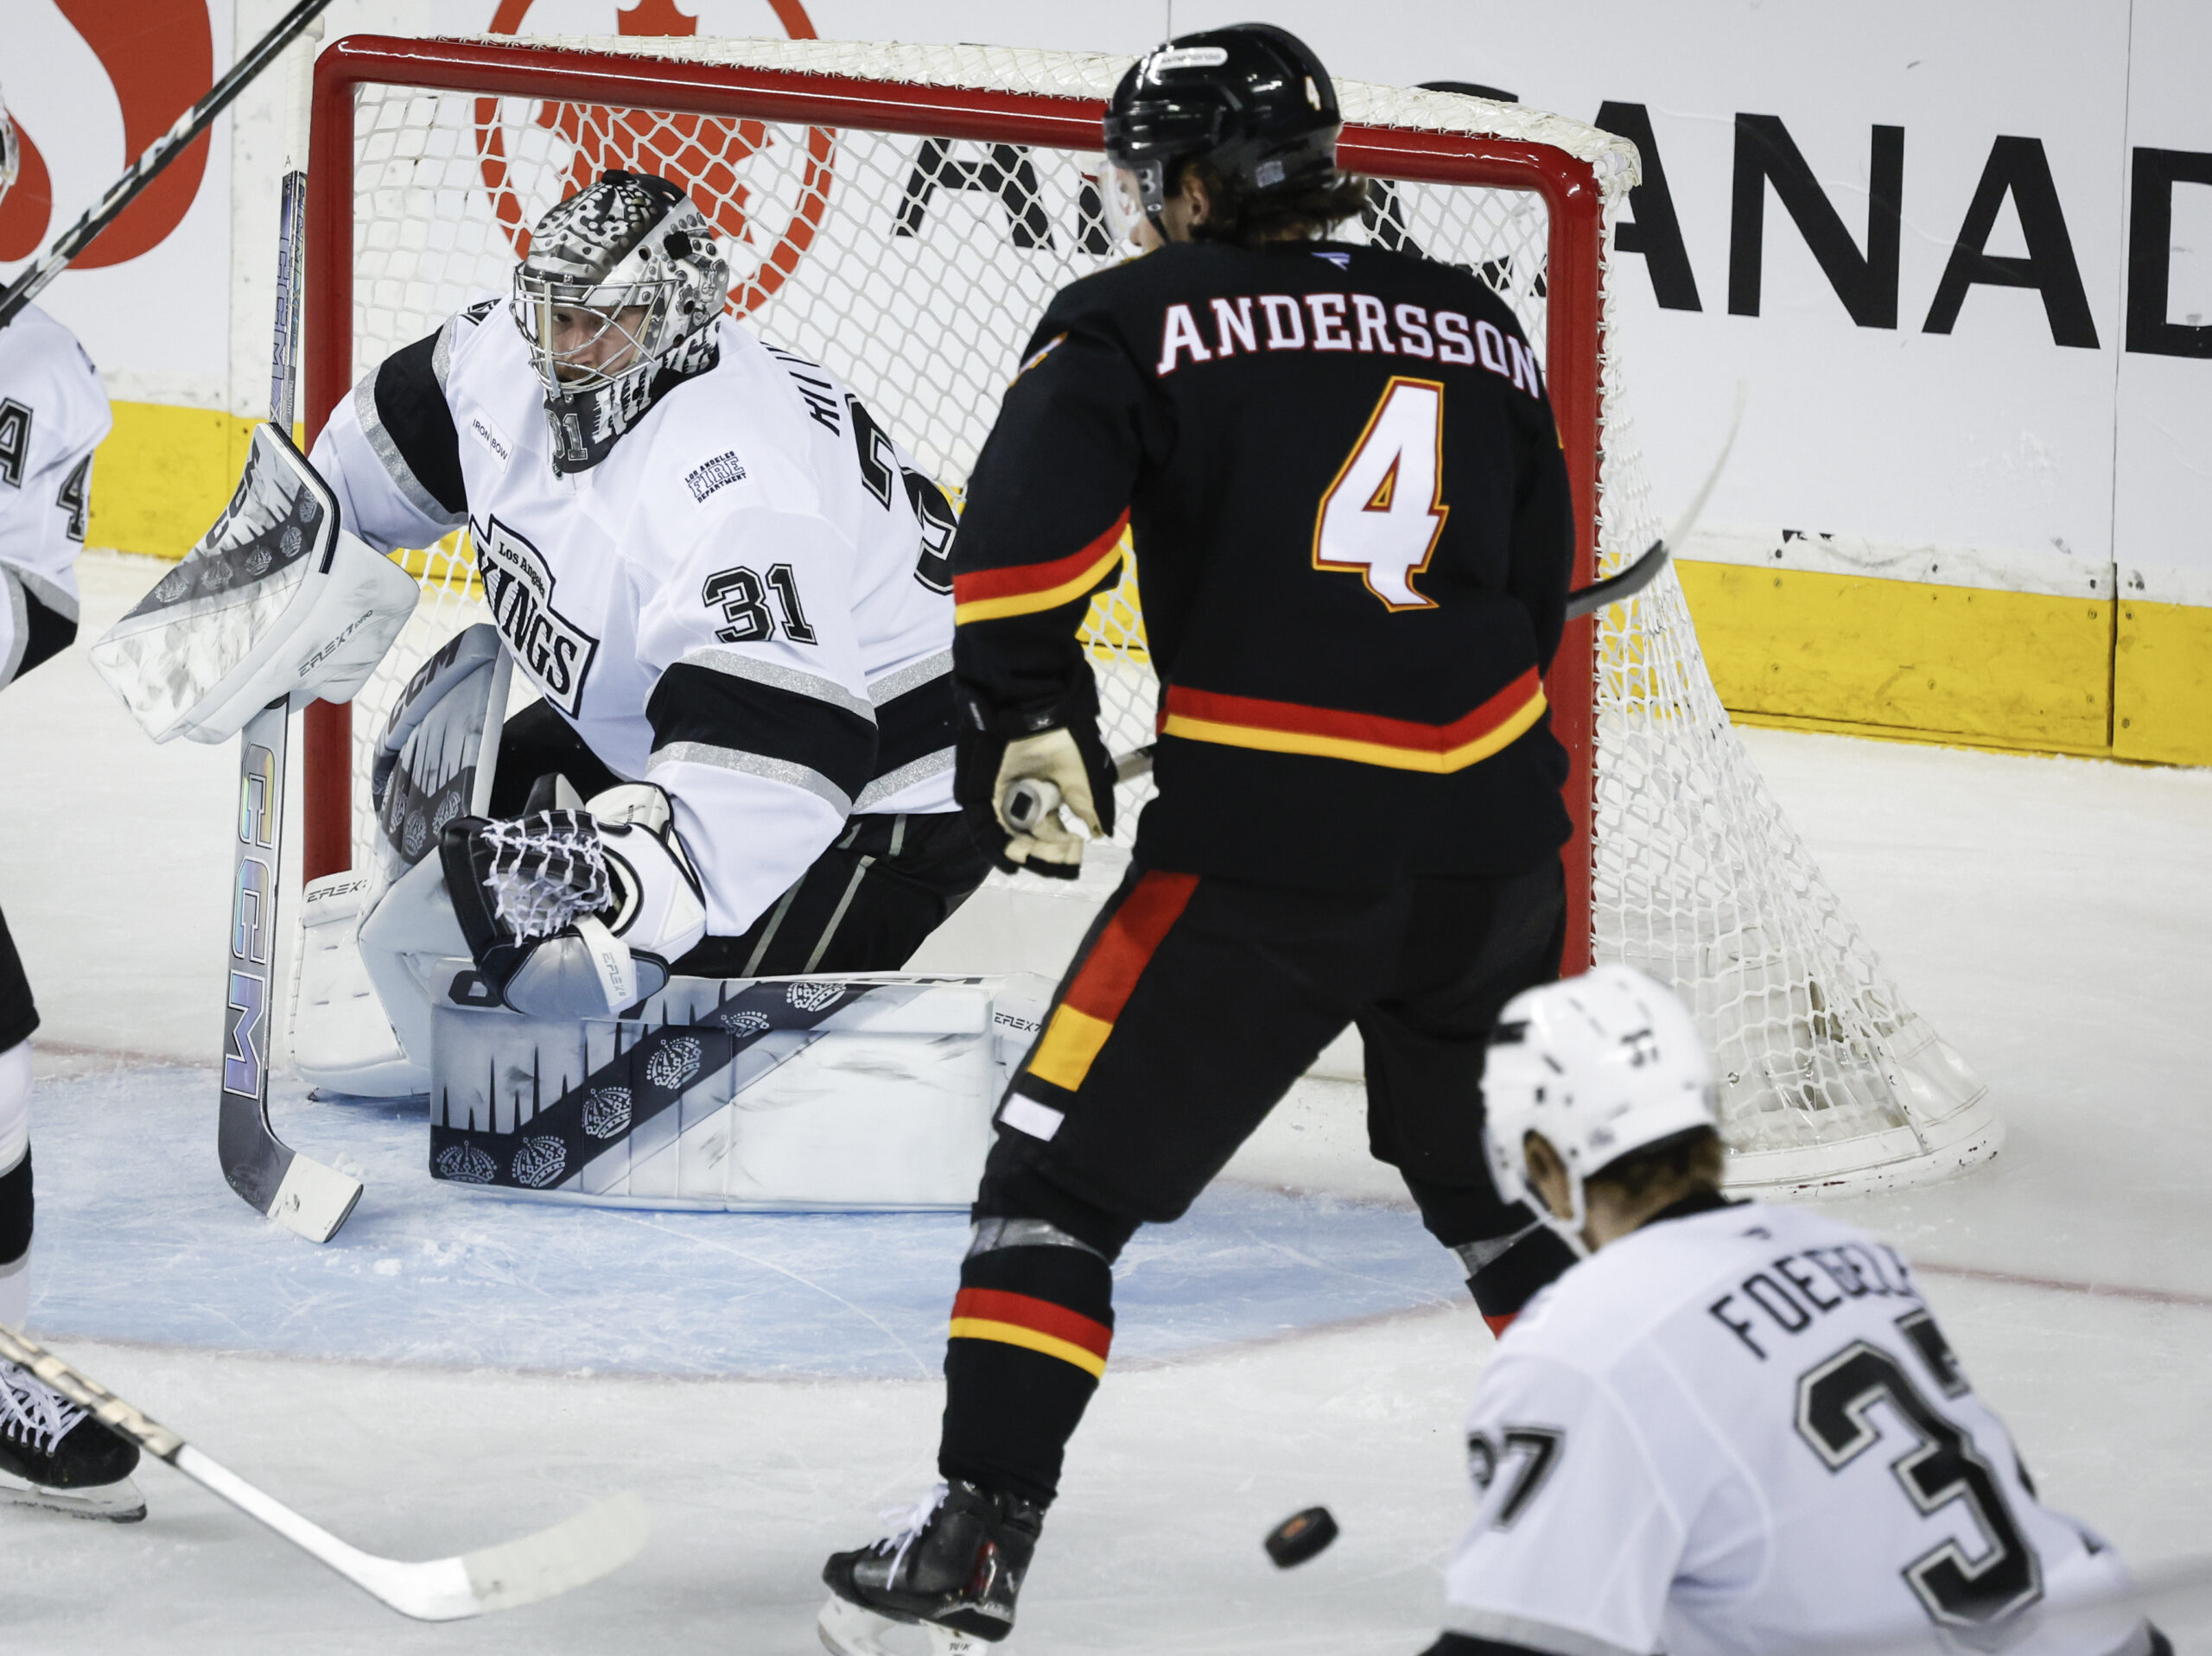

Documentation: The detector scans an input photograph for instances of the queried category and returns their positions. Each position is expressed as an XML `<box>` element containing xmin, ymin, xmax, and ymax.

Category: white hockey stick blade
<box><xmin>175</xmin><ymin>1448</ymin><xmax>650</xmax><ymax>1621</ymax></box>
<box><xmin>0</xmin><ymin>1324</ymin><xmax>648</xmax><ymax>1621</ymax></box>
<box><xmin>264</xmin><ymin>1149</ymin><xmax>365</xmax><ymax>1243</ymax></box>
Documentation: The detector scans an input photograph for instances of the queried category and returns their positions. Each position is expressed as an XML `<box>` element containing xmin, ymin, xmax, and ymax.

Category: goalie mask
<box><xmin>512</xmin><ymin>169</ymin><xmax>728</xmax><ymax>474</ymax></box>
<box><xmin>1480</xmin><ymin>966</ymin><xmax>1720</xmax><ymax>1252</ymax></box>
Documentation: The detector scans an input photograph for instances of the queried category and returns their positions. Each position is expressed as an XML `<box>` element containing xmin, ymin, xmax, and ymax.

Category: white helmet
<box><xmin>1481</xmin><ymin>965</ymin><xmax>1719</xmax><ymax>1249</ymax></box>
<box><xmin>1</xmin><ymin>88</ymin><xmax>20</xmax><ymax>211</ymax></box>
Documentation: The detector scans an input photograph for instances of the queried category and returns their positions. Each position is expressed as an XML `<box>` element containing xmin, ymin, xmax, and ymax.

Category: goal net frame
<box><xmin>298</xmin><ymin>32</ymin><xmax>2000</xmax><ymax>1196</ymax></box>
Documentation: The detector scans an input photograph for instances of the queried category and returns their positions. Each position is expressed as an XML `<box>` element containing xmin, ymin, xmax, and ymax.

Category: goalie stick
<box><xmin>219</xmin><ymin>168</ymin><xmax>363</xmax><ymax>1243</ymax></box>
<box><xmin>0</xmin><ymin>1323</ymin><xmax>651</xmax><ymax>1621</ymax></box>
<box><xmin>0</xmin><ymin>0</ymin><xmax>336</xmax><ymax>333</ymax></box>
<box><xmin>1001</xmin><ymin>388</ymin><xmax>1748</xmax><ymax>835</ymax></box>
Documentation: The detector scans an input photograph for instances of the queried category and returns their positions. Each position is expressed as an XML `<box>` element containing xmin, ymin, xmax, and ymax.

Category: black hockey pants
<box><xmin>490</xmin><ymin>699</ymin><xmax>989</xmax><ymax>977</ymax></box>
<box><xmin>938</xmin><ymin>855</ymin><xmax>1575</xmax><ymax>1507</ymax></box>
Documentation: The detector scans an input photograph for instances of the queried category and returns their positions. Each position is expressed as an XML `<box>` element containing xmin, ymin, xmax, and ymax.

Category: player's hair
<box><xmin>1586</xmin><ymin>1126</ymin><xmax>1726</xmax><ymax>1203</ymax></box>
<box><xmin>1179</xmin><ymin>156</ymin><xmax>1370</xmax><ymax>245</ymax></box>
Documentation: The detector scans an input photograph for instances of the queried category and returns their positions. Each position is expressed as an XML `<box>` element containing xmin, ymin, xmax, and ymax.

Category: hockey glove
<box><xmin>439</xmin><ymin>785</ymin><xmax>706</xmax><ymax>1018</ymax></box>
<box><xmin>955</xmin><ymin>678</ymin><xmax>1118</xmax><ymax>880</ymax></box>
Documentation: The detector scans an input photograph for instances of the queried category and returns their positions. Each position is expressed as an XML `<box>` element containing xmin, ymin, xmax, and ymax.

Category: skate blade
<box><xmin>0</xmin><ymin>1466</ymin><xmax>147</xmax><ymax>1522</ymax></box>
<box><xmin>817</xmin><ymin>1595</ymin><xmax>989</xmax><ymax>1656</ymax></box>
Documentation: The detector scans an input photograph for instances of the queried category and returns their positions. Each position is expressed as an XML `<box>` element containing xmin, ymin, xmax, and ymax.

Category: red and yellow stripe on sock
<box><xmin>950</xmin><ymin>1288</ymin><xmax>1114</xmax><ymax>1379</ymax></box>
<box><xmin>1023</xmin><ymin>870</ymin><xmax>1198</xmax><ymax>1094</ymax></box>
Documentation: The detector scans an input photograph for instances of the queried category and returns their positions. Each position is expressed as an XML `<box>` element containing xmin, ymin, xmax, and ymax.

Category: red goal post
<box><xmin>299</xmin><ymin>31</ymin><xmax>1608</xmax><ymax>973</ymax></box>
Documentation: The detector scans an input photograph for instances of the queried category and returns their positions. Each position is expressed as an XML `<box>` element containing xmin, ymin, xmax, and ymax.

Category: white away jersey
<box><xmin>312</xmin><ymin>298</ymin><xmax>959</xmax><ymax>936</ymax></box>
<box><xmin>0</xmin><ymin>302</ymin><xmax>108</xmax><ymax>688</ymax></box>
<box><xmin>1440</xmin><ymin>1200</ymin><xmax>2146</xmax><ymax>1656</ymax></box>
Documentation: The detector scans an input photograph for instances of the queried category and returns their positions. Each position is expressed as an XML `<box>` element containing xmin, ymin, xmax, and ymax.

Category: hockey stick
<box><xmin>217</xmin><ymin>168</ymin><xmax>363</xmax><ymax>1243</ymax></box>
<box><xmin>0</xmin><ymin>0</ymin><xmax>336</xmax><ymax>333</ymax></box>
<box><xmin>1003</xmin><ymin>387</ymin><xmax>1751</xmax><ymax>833</ymax></box>
<box><xmin>1562</xmin><ymin>381</ymin><xmax>1747</xmax><ymax>621</ymax></box>
<box><xmin>0</xmin><ymin>1323</ymin><xmax>651</xmax><ymax>1620</ymax></box>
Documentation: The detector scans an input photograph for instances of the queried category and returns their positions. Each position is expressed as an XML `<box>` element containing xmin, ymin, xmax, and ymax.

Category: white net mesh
<box><xmin>327</xmin><ymin>35</ymin><xmax>1998</xmax><ymax>1192</ymax></box>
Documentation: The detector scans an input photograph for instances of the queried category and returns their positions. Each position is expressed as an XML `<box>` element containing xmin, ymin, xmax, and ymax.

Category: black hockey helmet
<box><xmin>1102</xmin><ymin>24</ymin><xmax>1343</xmax><ymax>235</ymax></box>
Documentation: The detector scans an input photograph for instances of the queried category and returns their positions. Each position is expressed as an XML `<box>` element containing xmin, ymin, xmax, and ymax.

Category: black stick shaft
<box><xmin>270</xmin><ymin>171</ymin><xmax>308</xmax><ymax>428</ymax></box>
<box><xmin>0</xmin><ymin>0</ymin><xmax>335</xmax><ymax>332</ymax></box>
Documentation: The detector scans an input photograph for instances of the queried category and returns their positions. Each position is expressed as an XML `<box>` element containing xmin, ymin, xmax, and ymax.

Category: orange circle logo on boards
<box><xmin>480</xmin><ymin>0</ymin><xmax>834</xmax><ymax>320</ymax></box>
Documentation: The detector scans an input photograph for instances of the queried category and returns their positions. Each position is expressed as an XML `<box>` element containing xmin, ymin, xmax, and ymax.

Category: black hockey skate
<box><xmin>0</xmin><ymin>1358</ymin><xmax>145</xmax><ymax>1521</ymax></box>
<box><xmin>819</xmin><ymin>1480</ymin><xmax>1041</xmax><ymax>1653</ymax></box>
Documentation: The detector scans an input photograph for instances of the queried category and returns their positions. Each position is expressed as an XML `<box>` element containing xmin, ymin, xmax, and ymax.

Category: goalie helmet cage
<box><xmin>299</xmin><ymin>33</ymin><xmax>1999</xmax><ymax>1196</ymax></box>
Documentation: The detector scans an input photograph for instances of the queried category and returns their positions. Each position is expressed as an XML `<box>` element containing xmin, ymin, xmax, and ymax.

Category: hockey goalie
<box><xmin>101</xmin><ymin>169</ymin><xmax>1011</xmax><ymax>1207</ymax></box>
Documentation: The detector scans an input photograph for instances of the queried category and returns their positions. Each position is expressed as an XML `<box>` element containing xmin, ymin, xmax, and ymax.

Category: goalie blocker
<box><xmin>90</xmin><ymin>423</ymin><xmax>417</xmax><ymax>746</ymax></box>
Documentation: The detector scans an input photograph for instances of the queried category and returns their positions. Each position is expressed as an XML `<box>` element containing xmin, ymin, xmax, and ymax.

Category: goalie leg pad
<box><xmin>369</xmin><ymin>622</ymin><xmax>509</xmax><ymax>881</ymax></box>
<box><xmin>355</xmin><ymin>852</ymin><xmax>471</xmax><ymax>1075</ymax></box>
<box><xmin>426</xmin><ymin>974</ymin><xmax>1039</xmax><ymax>1208</ymax></box>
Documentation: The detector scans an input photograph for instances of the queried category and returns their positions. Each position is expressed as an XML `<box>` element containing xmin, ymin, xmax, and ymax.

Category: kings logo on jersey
<box><xmin>474</xmin><ymin>515</ymin><xmax>599</xmax><ymax>716</ymax></box>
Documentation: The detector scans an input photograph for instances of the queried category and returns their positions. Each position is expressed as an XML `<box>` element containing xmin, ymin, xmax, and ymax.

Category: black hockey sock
<box><xmin>1462</xmin><ymin>1226</ymin><xmax>1577</xmax><ymax>1336</ymax></box>
<box><xmin>0</xmin><ymin>1144</ymin><xmax>29</xmax><ymax>1270</ymax></box>
<box><xmin>1402</xmin><ymin>1171</ymin><xmax>1577</xmax><ymax>1336</ymax></box>
<box><xmin>938</xmin><ymin>1240</ymin><xmax>1116</xmax><ymax>1510</ymax></box>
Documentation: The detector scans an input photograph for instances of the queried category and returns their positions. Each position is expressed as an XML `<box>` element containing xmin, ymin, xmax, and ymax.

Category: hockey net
<box><xmin>304</xmin><ymin>33</ymin><xmax>1999</xmax><ymax>1194</ymax></box>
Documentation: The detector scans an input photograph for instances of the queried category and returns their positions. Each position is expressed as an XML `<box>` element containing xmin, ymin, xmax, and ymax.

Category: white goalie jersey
<box><xmin>0</xmin><ymin>302</ymin><xmax>107</xmax><ymax>690</ymax></box>
<box><xmin>311</xmin><ymin>297</ymin><xmax>959</xmax><ymax>936</ymax></box>
<box><xmin>1439</xmin><ymin>1199</ymin><xmax>2149</xmax><ymax>1656</ymax></box>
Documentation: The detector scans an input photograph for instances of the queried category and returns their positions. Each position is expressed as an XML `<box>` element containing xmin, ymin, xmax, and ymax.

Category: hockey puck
<box><xmin>1263</xmin><ymin>1505</ymin><xmax>1338</xmax><ymax>1568</ymax></box>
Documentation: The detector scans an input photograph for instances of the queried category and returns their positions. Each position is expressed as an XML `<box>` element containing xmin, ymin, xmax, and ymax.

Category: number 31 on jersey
<box><xmin>1312</xmin><ymin>376</ymin><xmax>1449</xmax><ymax>612</ymax></box>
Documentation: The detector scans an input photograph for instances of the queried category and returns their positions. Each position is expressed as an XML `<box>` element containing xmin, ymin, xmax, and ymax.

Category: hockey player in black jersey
<box><xmin>821</xmin><ymin>26</ymin><xmax>1580</xmax><ymax>1651</ymax></box>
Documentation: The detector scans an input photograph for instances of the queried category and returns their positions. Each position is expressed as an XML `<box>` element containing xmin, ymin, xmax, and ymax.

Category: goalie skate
<box><xmin>0</xmin><ymin>1360</ymin><xmax>145</xmax><ymax>1521</ymax></box>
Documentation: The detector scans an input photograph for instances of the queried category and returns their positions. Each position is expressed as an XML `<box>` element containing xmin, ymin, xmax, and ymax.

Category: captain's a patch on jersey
<box><xmin>683</xmin><ymin>448</ymin><xmax>750</xmax><ymax>506</ymax></box>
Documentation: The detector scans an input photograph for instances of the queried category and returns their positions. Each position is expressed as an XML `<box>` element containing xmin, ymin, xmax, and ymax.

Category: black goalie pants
<box><xmin>489</xmin><ymin>699</ymin><xmax>989</xmax><ymax>977</ymax></box>
<box><xmin>938</xmin><ymin>855</ymin><xmax>1575</xmax><ymax>1509</ymax></box>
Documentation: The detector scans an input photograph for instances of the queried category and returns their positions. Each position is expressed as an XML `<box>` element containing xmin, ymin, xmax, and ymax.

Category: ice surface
<box><xmin>25</xmin><ymin>1064</ymin><xmax>1463</xmax><ymax>1379</ymax></box>
<box><xmin>2</xmin><ymin>553</ymin><xmax>2209</xmax><ymax>1651</ymax></box>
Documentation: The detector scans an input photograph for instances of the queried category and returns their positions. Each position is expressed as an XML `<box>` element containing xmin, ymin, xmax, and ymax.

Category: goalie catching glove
<box><xmin>438</xmin><ymin>783</ymin><xmax>707</xmax><ymax>1019</ymax></box>
<box><xmin>956</xmin><ymin>672</ymin><xmax>1118</xmax><ymax>879</ymax></box>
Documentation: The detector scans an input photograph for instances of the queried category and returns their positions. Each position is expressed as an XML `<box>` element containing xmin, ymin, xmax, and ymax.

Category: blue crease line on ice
<box><xmin>29</xmin><ymin>1064</ymin><xmax>1463</xmax><ymax>1380</ymax></box>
